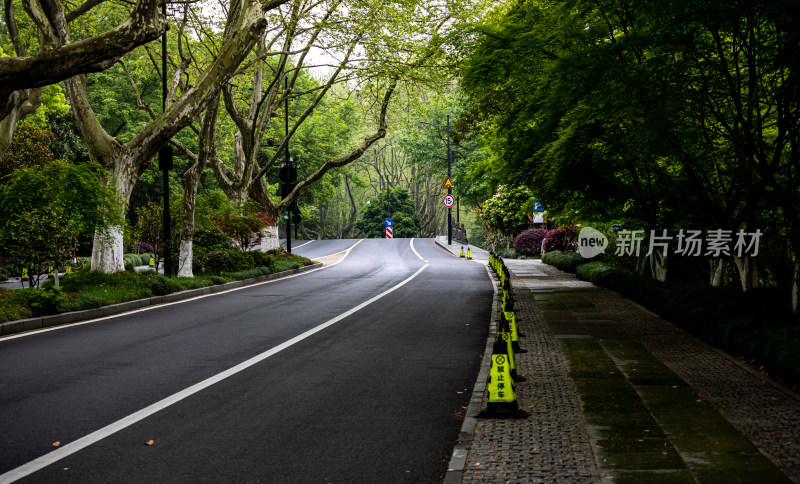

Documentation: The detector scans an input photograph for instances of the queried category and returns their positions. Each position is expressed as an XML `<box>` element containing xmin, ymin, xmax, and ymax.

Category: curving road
<box><xmin>0</xmin><ymin>238</ymin><xmax>492</xmax><ymax>483</ymax></box>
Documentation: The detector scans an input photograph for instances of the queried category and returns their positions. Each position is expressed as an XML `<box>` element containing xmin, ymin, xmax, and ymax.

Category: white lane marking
<box><xmin>410</xmin><ymin>238</ymin><xmax>426</xmax><ymax>262</ymax></box>
<box><xmin>292</xmin><ymin>240</ymin><xmax>314</xmax><ymax>249</ymax></box>
<box><xmin>0</xmin><ymin>262</ymin><xmax>429</xmax><ymax>483</ymax></box>
<box><xmin>0</xmin><ymin>240</ymin><xmax>365</xmax><ymax>342</ymax></box>
<box><xmin>315</xmin><ymin>239</ymin><xmax>364</xmax><ymax>260</ymax></box>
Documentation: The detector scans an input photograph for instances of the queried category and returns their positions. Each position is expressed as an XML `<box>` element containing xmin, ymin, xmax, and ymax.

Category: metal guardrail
<box><xmin>451</xmin><ymin>222</ymin><xmax>468</xmax><ymax>244</ymax></box>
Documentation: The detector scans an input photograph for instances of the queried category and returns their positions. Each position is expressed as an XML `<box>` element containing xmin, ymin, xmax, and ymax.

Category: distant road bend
<box><xmin>0</xmin><ymin>238</ymin><xmax>492</xmax><ymax>483</ymax></box>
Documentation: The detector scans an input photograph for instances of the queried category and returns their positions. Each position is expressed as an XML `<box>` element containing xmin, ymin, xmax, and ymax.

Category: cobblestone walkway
<box><xmin>460</xmin><ymin>265</ymin><xmax>602</xmax><ymax>483</ymax></box>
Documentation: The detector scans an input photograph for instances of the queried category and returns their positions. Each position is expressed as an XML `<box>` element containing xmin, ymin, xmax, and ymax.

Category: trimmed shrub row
<box><xmin>194</xmin><ymin>248</ymin><xmax>277</xmax><ymax>276</ymax></box>
<box><xmin>541</xmin><ymin>251</ymin><xmax>584</xmax><ymax>273</ymax></box>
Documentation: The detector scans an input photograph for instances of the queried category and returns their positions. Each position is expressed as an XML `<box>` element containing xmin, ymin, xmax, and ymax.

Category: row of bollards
<box><xmin>477</xmin><ymin>252</ymin><xmax>530</xmax><ymax>419</ymax></box>
<box><xmin>21</xmin><ymin>264</ymin><xmax>83</xmax><ymax>279</ymax></box>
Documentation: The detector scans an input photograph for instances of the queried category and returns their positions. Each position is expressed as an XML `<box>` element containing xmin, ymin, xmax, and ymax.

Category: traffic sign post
<box><xmin>386</xmin><ymin>226</ymin><xmax>393</xmax><ymax>238</ymax></box>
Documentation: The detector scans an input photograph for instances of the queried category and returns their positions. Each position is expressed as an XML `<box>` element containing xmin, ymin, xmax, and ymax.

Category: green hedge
<box><xmin>574</xmin><ymin>260</ymin><xmax>616</xmax><ymax>285</ymax></box>
<box><xmin>542</xmin><ymin>251</ymin><xmax>584</xmax><ymax>273</ymax></box>
<box><xmin>543</xmin><ymin>253</ymin><xmax>800</xmax><ymax>388</ymax></box>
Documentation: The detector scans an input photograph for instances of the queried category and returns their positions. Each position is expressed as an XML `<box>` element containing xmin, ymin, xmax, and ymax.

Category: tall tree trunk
<box><xmin>649</xmin><ymin>248</ymin><xmax>668</xmax><ymax>282</ymax></box>
<box><xmin>709</xmin><ymin>257</ymin><xmax>727</xmax><ymax>287</ymax></box>
<box><xmin>90</xmin><ymin>159</ymin><xmax>137</xmax><ymax>273</ymax></box>
<box><xmin>178</xmin><ymin>101</ymin><xmax>219</xmax><ymax>277</ymax></box>
<box><xmin>0</xmin><ymin>88</ymin><xmax>41</xmax><ymax>158</ymax></box>
<box><xmin>733</xmin><ymin>255</ymin><xmax>759</xmax><ymax>292</ymax></box>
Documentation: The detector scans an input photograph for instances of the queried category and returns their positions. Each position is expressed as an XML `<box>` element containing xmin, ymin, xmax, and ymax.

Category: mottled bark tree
<box><xmin>0</xmin><ymin>0</ymin><xmax>167</xmax><ymax>157</ymax></box>
<box><xmin>62</xmin><ymin>0</ymin><xmax>287</xmax><ymax>272</ymax></box>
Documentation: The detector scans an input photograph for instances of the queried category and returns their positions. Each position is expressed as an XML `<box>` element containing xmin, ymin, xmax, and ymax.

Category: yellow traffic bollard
<box><xmin>477</xmin><ymin>331</ymin><xmax>529</xmax><ymax>419</ymax></box>
<box><xmin>504</xmin><ymin>311</ymin><xmax>526</xmax><ymax>354</ymax></box>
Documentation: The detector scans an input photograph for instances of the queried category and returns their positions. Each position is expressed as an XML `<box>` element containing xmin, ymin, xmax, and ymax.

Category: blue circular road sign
<box><xmin>384</xmin><ymin>218</ymin><xmax>393</xmax><ymax>227</ymax></box>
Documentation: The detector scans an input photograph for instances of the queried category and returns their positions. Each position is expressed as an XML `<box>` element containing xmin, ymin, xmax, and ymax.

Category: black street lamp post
<box><xmin>420</xmin><ymin>115</ymin><xmax>453</xmax><ymax>245</ymax></box>
<box><xmin>158</xmin><ymin>1</ymin><xmax>174</xmax><ymax>276</ymax></box>
<box><xmin>279</xmin><ymin>75</ymin><xmax>296</xmax><ymax>254</ymax></box>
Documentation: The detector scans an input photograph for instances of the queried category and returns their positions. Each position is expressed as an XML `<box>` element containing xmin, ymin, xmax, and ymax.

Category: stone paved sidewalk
<box><xmin>435</xmin><ymin>239</ymin><xmax>799</xmax><ymax>483</ymax></box>
<box><xmin>522</xmin><ymin>261</ymin><xmax>800</xmax><ymax>483</ymax></box>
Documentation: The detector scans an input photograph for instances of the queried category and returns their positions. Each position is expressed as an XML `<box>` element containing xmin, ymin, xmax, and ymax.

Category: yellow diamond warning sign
<box><xmin>442</xmin><ymin>177</ymin><xmax>454</xmax><ymax>189</ymax></box>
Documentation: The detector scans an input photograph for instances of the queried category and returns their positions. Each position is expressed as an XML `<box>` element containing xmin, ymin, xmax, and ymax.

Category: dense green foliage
<box><xmin>478</xmin><ymin>185</ymin><xmax>534</xmax><ymax>248</ymax></box>
<box><xmin>355</xmin><ymin>187</ymin><xmax>421</xmax><ymax>238</ymax></box>
<box><xmin>0</xmin><ymin>162</ymin><xmax>122</xmax><ymax>284</ymax></box>
<box><xmin>0</xmin><ymin>124</ymin><xmax>57</xmax><ymax>177</ymax></box>
<box><xmin>458</xmin><ymin>0</ymin><xmax>800</xmax><ymax>312</ymax></box>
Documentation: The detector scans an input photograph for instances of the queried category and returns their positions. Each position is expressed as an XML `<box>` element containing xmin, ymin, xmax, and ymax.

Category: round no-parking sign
<box><xmin>443</xmin><ymin>195</ymin><xmax>455</xmax><ymax>207</ymax></box>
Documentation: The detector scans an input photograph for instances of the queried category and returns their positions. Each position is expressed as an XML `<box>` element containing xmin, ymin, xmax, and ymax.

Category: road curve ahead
<box><xmin>0</xmin><ymin>238</ymin><xmax>492</xmax><ymax>483</ymax></box>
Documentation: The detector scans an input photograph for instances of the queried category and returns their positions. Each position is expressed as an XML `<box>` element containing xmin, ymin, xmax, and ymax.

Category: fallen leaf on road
<box><xmin>145</xmin><ymin>440</ymin><xmax>154</xmax><ymax>446</ymax></box>
<box><xmin>52</xmin><ymin>442</ymin><xmax>60</xmax><ymax>447</ymax></box>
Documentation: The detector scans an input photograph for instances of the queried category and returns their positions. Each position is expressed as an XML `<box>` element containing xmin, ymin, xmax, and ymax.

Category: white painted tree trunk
<box><xmin>178</xmin><ymin>239</ymin><xmax>193</xmax><ymax>277</ymax></box>
<box><xmin>91</xmin><ymin>225</ymin><xmax>125</xmax><ymax>273</ymax></box>
<box><xmin>260</xmin><ymin>225</ymin><xmax>280</xmax><ymax>252</ymax></box>
<box><xmin>709</xmin><ymin>258</ymin><xmax>727</xmax><ymax>287</ymax></box>
<box><xmin>733</xmin><ymin>255</ymin><xmax>759</xmax><ymax>292</ymax></box>
<box><xmin>648</xmin><ymin>248</ymin><xmax>668</xmax><ymax>282</ymax></box>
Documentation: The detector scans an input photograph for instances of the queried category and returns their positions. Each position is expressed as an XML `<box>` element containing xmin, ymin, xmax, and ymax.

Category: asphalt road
<box><xmin>0</xmin><ymin>238</ymin><xmax>492</xmax><ymax>483</ymax></box>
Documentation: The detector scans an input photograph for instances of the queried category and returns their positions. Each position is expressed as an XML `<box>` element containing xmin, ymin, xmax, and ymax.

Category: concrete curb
<box><xmin>0</xmin><ymin>262</ymin><xmax>322</xmax><ymax>337</ymax></box>
<box><xmin>443</xmin><ymin>259</ymin><xmax>499</xmax><ymax>483</ymax></box>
